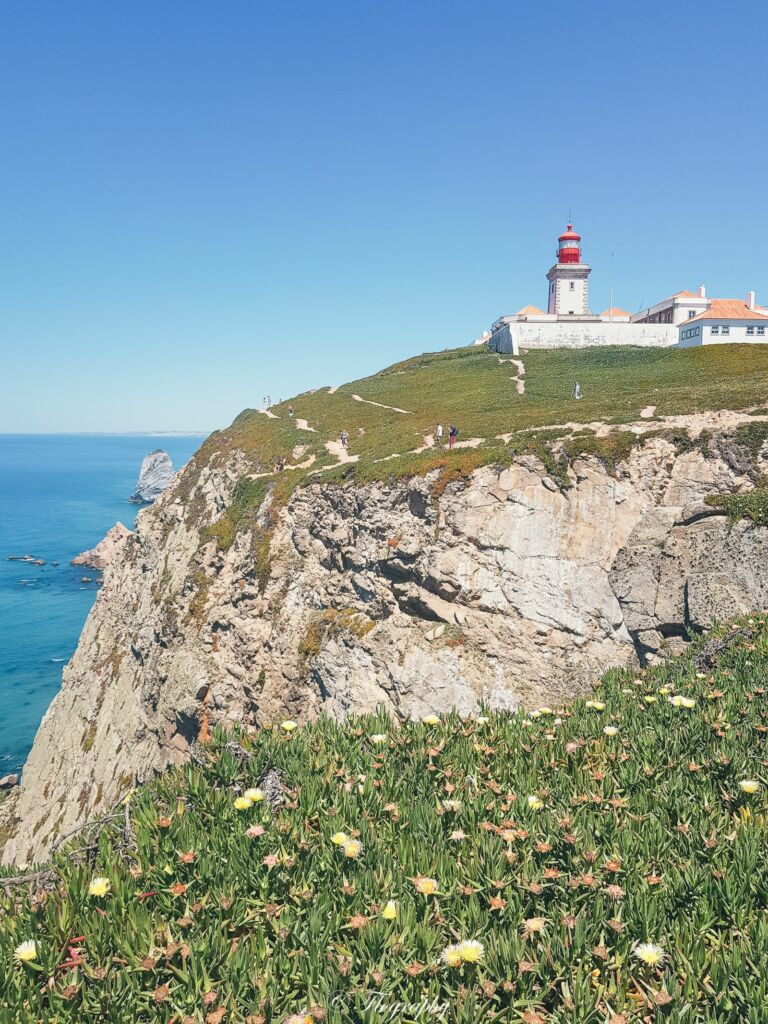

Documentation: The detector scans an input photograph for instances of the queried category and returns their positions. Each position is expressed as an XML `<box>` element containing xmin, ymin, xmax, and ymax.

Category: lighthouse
<box><xmin>546</xmin><ymin>223</ymin><xmax>591</xmax><ymax>316</ymax></box>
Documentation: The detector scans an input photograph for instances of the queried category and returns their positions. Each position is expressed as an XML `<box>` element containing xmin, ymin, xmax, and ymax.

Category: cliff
<box><xmin>3</xmin><ymin>344</ymin><xmax>768</xmax><ymax>865</ymax></box>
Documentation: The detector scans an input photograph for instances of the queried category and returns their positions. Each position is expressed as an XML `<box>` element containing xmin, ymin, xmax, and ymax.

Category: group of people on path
<box><xmin>436</xmin><ymin>423</ymin><xmax>459</xmax><ymax>449</ymax></box>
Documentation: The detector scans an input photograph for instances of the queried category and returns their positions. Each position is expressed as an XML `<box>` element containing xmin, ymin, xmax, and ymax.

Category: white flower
<box><xmin>527</xmin><ymin>795</ymin><xmax>544</xmax><ymax>811</ymax></box>
<box><xmin>585</xmin><ymin>700</ymin><xmax>605</xmax><ymax>711</ymax></box>
<box><xmin>603</xmin><ymin>726</ymin><xmax>619</xmax><ymax>737</ymax></box>
<box><xmin>632</xmin><ymin>941</ymin><xmax>667</xmax><ymax>967</ymax></box>
<box><xmin>370</xmin><ymin>733</ymin><xmax>387</xmax><ymax>744</ymax></box>
<box><xmin>739</xmin><ymin>779</ymin><xmax>761</xmax><ymax>794</ymax></box>
<box><xmin>14</xmin><ymin>940</ymin><xmax>38</xmax><ymax>963</ymax></box>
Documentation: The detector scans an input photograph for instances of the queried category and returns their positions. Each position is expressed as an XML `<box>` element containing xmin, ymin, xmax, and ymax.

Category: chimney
<box><xmin>747</xmin><ymin>290</ymin><xmax>756</xmax><ymax>310</ymax></box>
<box><xmin>698</xmin><ymin>284</ymin><xmax>706</xmax><ymax>298</ymax></box>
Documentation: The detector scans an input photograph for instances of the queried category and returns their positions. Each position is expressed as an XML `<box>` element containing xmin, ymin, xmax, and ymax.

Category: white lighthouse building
<box><xmin>488</xmin><ymin>222</ymin><xmax>679</xmax><ymax>354</ymax></box>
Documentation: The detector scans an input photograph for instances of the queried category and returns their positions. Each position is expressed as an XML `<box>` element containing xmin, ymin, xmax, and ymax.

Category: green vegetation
<box><xmin>732</xmin><ymin>421</ymin><xmax>768</xmax><ymax>462</ymax></box>
<box><xmin>182</xmin><ymin>344</ymin><xmax>768</xmax><ymax>556</ymax></box>
<box><xmin>3</xmin><ymin>616</ymin><xmax>768</xmax><ymax>1022</ymax></box>
<box><xmin>705</xmin><ymin>490</ymin><xmax>768</xmax><ymax>527</ymax></box>
<box><xmin>298</xmin><ymin>608</ymin><xmax>376</xmax><ymax>662</ymax></box>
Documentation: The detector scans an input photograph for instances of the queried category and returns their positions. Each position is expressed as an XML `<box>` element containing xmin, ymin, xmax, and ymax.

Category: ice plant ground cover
<box><xmin>1</xmin><ymin>617</ymin><xmax>768</xmax><ymax>1023</ymax></box>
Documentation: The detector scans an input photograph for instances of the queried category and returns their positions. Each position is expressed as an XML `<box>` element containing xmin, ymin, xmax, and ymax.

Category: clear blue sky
<box><xmin>1</xmin><ymin>0</ymin><xmax>766</xmax><ymax>432</ymax></box>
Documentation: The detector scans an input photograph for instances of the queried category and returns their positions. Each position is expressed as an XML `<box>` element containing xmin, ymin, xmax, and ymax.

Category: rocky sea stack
<box><xmin>128</xmin><ymin>449</ymin><xmax>174</xmax><ymax>503</ymax></box>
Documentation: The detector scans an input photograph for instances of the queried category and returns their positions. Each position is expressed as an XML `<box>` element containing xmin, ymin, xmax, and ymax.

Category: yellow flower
<box><xmin>234</xmin><ymin>796</ymin><xmax>252</xmax><ymax>811</ymax></box>
<box><xmin>643</xmin><ymin>695</ymin><xmax>657</xmax><ymax>704</ymax></box>
<box><xmin>528</xmin><ymin>710</ymin><xmax>542</xmax><ymax>719</ymax></box>
<box><xmin>537</xmin><ymin>706</ymin><xmax>554</xmax><ymax>716</ymax></box>
<box><xmin>243</xmin><ymin>788</ymin><xmax>264</xmax><ymax>803</ymax></box>
<box><xmin>603</xmin><ymin>726</ymin><xmax>619</xmax><ymax>737</ymax></box>
<box><xmin>88</xmin><ymin>876</ymin><xmax>111</xmax><ymax>898</ymax></box>
<box><xmin>458</xmin><ymin>939</ymin><xmax>484</xmax><ymax>963</ymax></box>
<box><xmin>414</xmin><ymin>875</ymin><xmax>439</xmax><ymax>895</ymax></box>
<box><xmin>330</xmin><ymin>831</ymin><xmax>349</xmax><ymax>846</ymax></box>
<box><xmin>370</xmin><ymin>733</ymin><xmax>387</xmax><ymax>744</ymax></box>
<box><xmin>280</xmin><ymin>720</ymin><xmax>298</xmax><ymax>732</ymax></box>
<box><xmin>527</xmin><ymin>795</ymin><xmax>544</xmax><ymax>811</ymax></box>
<box><xmin>585</xmin><ymin>700</ymin><xmax>605</xmax><ymax>711</ymax></box>
<box><xmin>381</xmin><ymin>899</ymin><xmax>398</xmax><ymax>920</ymax></box>
<box><xmin>441</xmin><ymin>943</ymin><xmax>463</xmax><ymax>967</ymax></box>
<box><xmin>739</xmin><ymin>779</ymin><xmax>761</xmax><ymax>794</ymax></box>
<box><xmin>422</xmin><ymin>714</ymin><xmax>440</xmax><ymax>725</ymax></box>
<box><xmin>14</xmin><ymin>940</ymin><xmax>38</xmax><ymax>963</ymax></box>
<box><xmin>632</xmin><ymin>941</ymin><xmax>666</xmax><ymax>967</ymax></box>
<box><xmin>341</xmin><ymin>838</ymin><xmax>362</xmax><ymax>859</ymax></box>
<box><xmin>669</xmin><ymin>695</ymin><xmax>695</xmax><ymax>709</ymax></box>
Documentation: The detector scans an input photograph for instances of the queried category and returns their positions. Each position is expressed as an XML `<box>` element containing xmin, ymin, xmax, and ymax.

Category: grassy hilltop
<box><xmin>186</xmin><ymin>343</ymin><xmax>768</xmax><ymax>550</ymax></box>
<box><xmin>208</xmin><ymin>343</ymin><xmax>768</xmax><ymax>474</ymax></box>
<box><xmin>1</xmin><ymin>616</ymin><xmax>768</xmax><ymax>1023</ymax></box>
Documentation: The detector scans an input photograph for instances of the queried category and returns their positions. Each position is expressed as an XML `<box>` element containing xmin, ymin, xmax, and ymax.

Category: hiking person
<box><xmin>288</xmin><ymin>405</ymin><xmax>294</xmax><ymax>418</ymax></box>
<box><xmin>340</xmin><ymin>430</ymin><xmax>349</xmax><ymax>450</ymax></box>
<box><xmin>572</xmin><ymin>382</ymin><xmax>582</xmax><ymax>400</ymax></box>
<box><xmin>436</xmin><ymin>423</ymin><xmax>444</xmax><ymax>446</ymax></box>
<box><xmin>449</xmin><ymin>424</ymin><xmax>458</xmax><ymax>449</ymax></box>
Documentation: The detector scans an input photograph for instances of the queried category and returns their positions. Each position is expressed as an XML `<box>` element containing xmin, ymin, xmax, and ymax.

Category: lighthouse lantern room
<box><xmin>546</xmin><ymin>221</ymin><xmax>591</xmax><ymax>316</ymax></box>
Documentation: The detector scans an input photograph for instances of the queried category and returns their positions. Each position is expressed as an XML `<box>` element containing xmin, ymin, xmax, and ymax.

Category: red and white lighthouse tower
<box><xmin>546</xmin><ymin>223</ymin><xmax>591</xmax><ymax>316</ymax></box>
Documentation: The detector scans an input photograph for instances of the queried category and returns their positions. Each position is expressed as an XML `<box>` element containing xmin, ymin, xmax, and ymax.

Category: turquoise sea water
<box><xmin>0</xmin><ymin>434</ymin><xmax>205</xmax><ymax>776</ymax></box>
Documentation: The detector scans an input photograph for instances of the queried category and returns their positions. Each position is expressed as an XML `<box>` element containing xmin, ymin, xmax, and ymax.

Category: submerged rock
<box><xmin>129</xmin><ymin>449</ymin><xmax>174</xmax><ymax>503</ymax></box>
<box><xmin>72</xmin><ymin>523</ymin><xmax>133</xmax><ymax>571</ymax></box>
<box><xmin>0</xmin><ymin>774</ymin><xmax>19</xmax><ymax>790</ymax></box>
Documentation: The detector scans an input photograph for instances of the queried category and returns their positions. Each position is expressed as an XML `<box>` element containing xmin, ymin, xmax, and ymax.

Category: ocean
<box><xmin>0</xmin><ymin>434</ymin><xmax>206</xmax><ymax>777</ymax></box>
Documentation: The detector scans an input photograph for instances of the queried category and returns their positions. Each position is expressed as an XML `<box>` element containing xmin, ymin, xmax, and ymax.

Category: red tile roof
<box><xmin>685</xmin><ymin>299</ymin><xmax>768</xmax><ymax>325</ymax></box>
<box><xmin>600</xmin><ymin>307</ymin><xmax>631</xmax><ymax>318</ymax></box>
<box><xmin>516</xmin><ymin>305</ymin><xmax>546</xmax><ymax>316</ymax></box>
<box><xmin>671</xmin><ymin>290</ymin><xmax>700</xmax><ymax>299</ymax></box>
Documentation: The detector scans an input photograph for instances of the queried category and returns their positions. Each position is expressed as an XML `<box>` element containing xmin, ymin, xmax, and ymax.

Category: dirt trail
<box><xmin>324</xmin><ymin>440</ymin><xmax>359</xmax><ymax>464</ymax></box>
<box><xmin>453</xmin><ymin>437</ymin><xmax>484</xmax><ymax>449</ymax></box>
<box><xmin>295</xmin><ymin>419</ymin><xmax>316</xmax><ymax>432</ymax></box>
<box><xmin>258</xmin><ymin>408</ymin><xmax>278</xmax><ymax>419</ymax></box>
<box><xmin>640</xmin><ymin>405</ymin><xmax>657</xmax><ymax>419</ymax></box>
<box><xmin>496</xmin><ymin>406</ymin><xmax>768</xmax><ymax>443</ymax></box>
<box><xmin>351</xmin><ymin>394</ymin><xmax>411</xmax><ymax>414</ymax></box>
<box><xmin>327</xmin><ymin>386</ymin><xmax>338</xmax><ymax>395</ymax></box>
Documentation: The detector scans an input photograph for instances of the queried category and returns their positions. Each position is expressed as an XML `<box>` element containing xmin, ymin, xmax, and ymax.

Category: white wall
<box><xmin>678</xmin><ymin>321</ymin><xmax>768</xmax><ymax>347</ymax></box>
<box><xmin>507</xmin><ymin>322</ymin><xmax>678</xmax><ymax>350</ymax></box>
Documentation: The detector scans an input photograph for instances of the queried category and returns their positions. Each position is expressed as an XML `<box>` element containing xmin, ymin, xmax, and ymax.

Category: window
<box><xmin>696</xmin><ymin>327</ymin><xmax>700</xmax><ymax>335</ymax></box>
<box><xmin>569</xmin><ymin>281</ymin><xmax>575</xmax><ymax>291</ymax></box>
<box><xmin>721</xmin><ymin>326</ymin><xmax>730</xmax><ymax>336</ymax></box>
<box><xmin>747</xmin><ymin>326</ymin><xmax>755</xmax><ymax>336</ymax></box>
<box><xmin>758</xmin><ymin>326</ymin><xmax>766</xmax><ymax>336</ymax></box>
<box><xmin>711</xmin><ymin>326</ymin><xmax>720</xmax><ymax>335</ymax></box>
<box><xmin>688</xmin><ymin>310</ymin><xmax>696</xmax><ymax>318</ymax></box>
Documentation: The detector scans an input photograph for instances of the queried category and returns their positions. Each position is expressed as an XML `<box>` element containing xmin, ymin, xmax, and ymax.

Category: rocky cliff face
<box><xmin>3</xmin><ymin>420</ymin><xmax>767</xmax><ymax>866</ymax></box>
<box><xmin>129</xmin><ymin>449</ymin><xmax>174</xmax><ymax>503</ymax></box>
